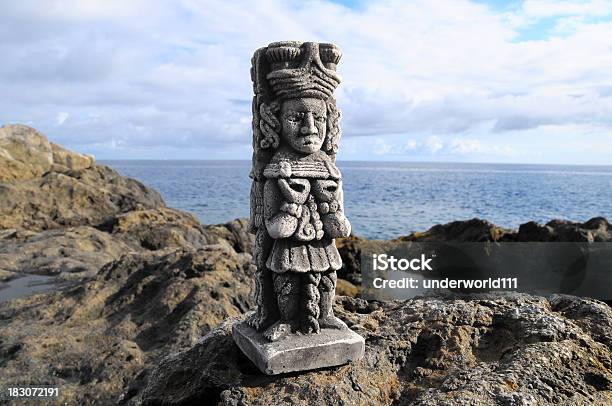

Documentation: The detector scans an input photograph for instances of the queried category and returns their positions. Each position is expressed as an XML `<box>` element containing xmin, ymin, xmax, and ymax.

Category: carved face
<box><xmin>280</xmin><ymin>98</ymin><xmax>327</xmax><ymax>154</ymax></box>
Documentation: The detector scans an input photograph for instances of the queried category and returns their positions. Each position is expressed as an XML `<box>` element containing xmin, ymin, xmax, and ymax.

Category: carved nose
<box><xmin>300</xmin><ymin>113</ymin><xmax>318</xmax><ymax>135</ymax></box>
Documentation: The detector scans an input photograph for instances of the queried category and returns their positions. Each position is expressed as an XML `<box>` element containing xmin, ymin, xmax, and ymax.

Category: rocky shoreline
<box><xmin>1</xmin><ymin>125</ymin><xmax>611</xmax><ymax>405</ymax></box>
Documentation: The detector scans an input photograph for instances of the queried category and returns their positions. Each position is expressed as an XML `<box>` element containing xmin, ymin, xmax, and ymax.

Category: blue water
<box><xmin>103</xmin><ymin>160</ymin><xmax>612</xmax><ymax>240</ymax></box>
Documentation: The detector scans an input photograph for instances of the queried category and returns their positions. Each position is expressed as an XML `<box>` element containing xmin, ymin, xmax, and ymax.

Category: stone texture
<box><xmin>142</xmin><ymin>293</ymin><xmax>612</xmax><ymax>406</ymax></box>
<box><xmin>401</xmin><ymin>218</ymin><xmax>511</xmax><ymax>242</ymax></box>
<box><xmin>233</xmin><ymin>320</ymin><xmax>364</xmax><ymax>375</ymax></box>
<box><xmin>0</xmin><ymin>124</ymin><xmax>94</xmax><ymax>182</ymax></box>
<box><xmin>0</xmin><ymin>246</ymin><xmax>255</xmax><ymax>405</ymax></box>
<box><xmin>106</xmin><ymin>208</ymin><xmax>253</xmax><ymax>253</ymax></box>
<box><xmin>244</xmin><ymin>41</ymin><xmax>361</xmax><ymax>367</ymax></box>
<box><xmin>0</xmin><ymin>226</ymin><xmax>132</xmax><ymax>278</ymax></box>
<box><xmin>0</xmin><ymin>125</ymin><xmax>164</xmax><ymax>232</ymax></box>
<box><xmin>398</xmin><ymin>216</ymin><xmax>612</xmax><ymax>243</ymax></box>
<box><xmin>0</xmin><ymin>164</ymin><xmax>164</xmax><ymax>232</ymax></box>
<box><xmin>515</xmin><ymin>217</ymin><xmax>612</xmax><ymax>242</ymax></box>
<box><xmin>1</xmin><ymin>128</ymin><xmax>611</xmax><ymax>404</ymax></box>
<box><xmin>50</xmin><ymin>141</ymin><xmax>95</xmax><ymax>173</ymax></box>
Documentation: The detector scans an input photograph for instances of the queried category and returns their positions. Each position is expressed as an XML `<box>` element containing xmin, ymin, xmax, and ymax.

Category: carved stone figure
<box><xmin>233</xmin><ymin>41</ymin><xmax>365</xmax><ymax>375</ymax></box>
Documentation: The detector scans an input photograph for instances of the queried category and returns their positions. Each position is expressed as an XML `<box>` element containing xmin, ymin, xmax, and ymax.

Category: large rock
<box><xmin>0</xmin><ymin>245</ymin><xmax>255</xmax><ymax>405</ymax></box>
<box><xmin>516</xmin><ymin>217</ymin><xmax>611</xmax><ymax>242</ymax></box>
<box><xmin>0</xmin><ymin>124</ymin><xmax>94</xmax><ymax>182</ymax></box>
<box><xmin>0</xmin><ymin>226</ymin><xmax>132</xmax><ymax>278</ymax></box>
<box><xmin>0</xmin><ymin>164</ymin><xmax>165</xmax><ymax>231</ymax></box>
<box><xmin>142</xmin><ymin>293</ymin><xmax>612</xmax><ymax>405</ymax></box>
<box><xmin>107</xmin><ymin>208</ymin><xmax>253</xmax><ymax>254</ymax></box>
<box><xmin>0</xmin><ymin>124</ymin><xmax>164</xmax><ymax>232</ymax></box>
<box><xmin>0</xmin><ymin>126</ymin><xmax>259</xmax><ymax>404</ymax></box>
<box><xmin>401</xmin><ymin>218</ymin><xmax>511</xmax><ymax>242</ymax></box>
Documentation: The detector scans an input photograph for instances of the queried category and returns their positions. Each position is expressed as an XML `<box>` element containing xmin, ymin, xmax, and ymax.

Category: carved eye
<box><xmin>291</xmin><ymin>183</ymin><xmax>306</xmax><ymax>192</ymax></box>
<box><xmin>315</xmin><ymin>116</ymin><xmax>326</xmax><ymax>123</ymax></box>
<box><xmin>286</xmin><ymin>115</ymin><xmax>299</xmax><ymax>123</ymax></box>
<box><xmin>325</xmin><ymin>184</ymin><xmax>337</xmax><ymax>193</ymax></box>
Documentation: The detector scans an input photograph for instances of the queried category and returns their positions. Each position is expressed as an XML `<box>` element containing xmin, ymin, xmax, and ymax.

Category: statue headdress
<box><xmin>249</xmin><ymin>41</ymin><xmax>343</xmax><ymax>233</ymax></box>
<box><xmin>265</xmin><ymin>41</ymin><xmax>341</xmax><ymax>100</ymax></box>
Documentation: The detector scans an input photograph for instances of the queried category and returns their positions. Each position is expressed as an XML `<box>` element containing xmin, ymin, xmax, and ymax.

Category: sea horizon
<box><xmin>103</xmin><ymin>160</ymin><xmax>612</xmax><ymax>240</ymax></box>
<box><xmin>100</xmin><ymin>158</ymin><xmax>612</xmax><ymax>168</ymax></box>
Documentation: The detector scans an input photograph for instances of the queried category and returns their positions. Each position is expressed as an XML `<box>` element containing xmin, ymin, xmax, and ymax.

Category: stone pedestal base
<box><xmin>232</xmin><ymin>321</ymin><xmax>365</xmax><ymax>375</ymax></box>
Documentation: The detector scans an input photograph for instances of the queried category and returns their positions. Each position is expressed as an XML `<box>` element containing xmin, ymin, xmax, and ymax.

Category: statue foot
<box><xmin>246</xmin><ymin>310</ymin><xmax>276</xmax><ymax>332</ymax></box>
<box><xmin>318</xmin><ymin>316</ymin><xmax>348</xmax><ymax>330</ymax></box>
<box><xmin>263</xmin><ymin>321</ymin><xmax>292</xmax><ymax>342</ymax></box>
<box><xmin>296</xmin><ymin>319</ymin><xmax>320</xmax><ymax>335</ymax></box>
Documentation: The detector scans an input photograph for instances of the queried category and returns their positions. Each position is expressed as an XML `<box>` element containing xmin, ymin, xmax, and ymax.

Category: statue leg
<box><xmin>246</xmin><ymin>266</ymin><xmax>279</xmax><ymax>331</ymax></box>
<box><xmin>263</xmin><ymin>272</ymin><xmax>300</xmax><ymax>342</ymax></box>
<box><xmin>297</xmin><ymin>272</ymin><xmax>321</xmax><ymax>334</ymax></box>
<box><xmin>318</xmin><ymin>270</ymin><xmax>347</xmax><ymax>330</ymax></box>
<box><xmin>247</xmin><ymin>228</ymin><xmax>279</xmax><ymax>331</ymax></box>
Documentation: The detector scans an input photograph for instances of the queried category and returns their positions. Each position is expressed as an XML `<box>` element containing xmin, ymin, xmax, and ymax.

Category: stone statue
<box><xmin>233</xmin><ymin>41</ymin><xmax>365</xmax><ymax>375</ymax></box>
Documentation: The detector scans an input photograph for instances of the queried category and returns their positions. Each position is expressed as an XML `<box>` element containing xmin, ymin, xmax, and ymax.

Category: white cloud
<box><xmin>0</xmin><ymin>0</ymin><xmax>611</xmax><ymax>163</ymax></box>
<box><xmin>55</xmin><ymin>112</ymin><xmax>69</xmax><ymax>125</ymax></box>
<box><xmin>449</xmin><ymin>137</ymin><xmax>515</xmax><ymax>157</ymax></box>
<box><xmin>424</xmin><ymin>136</ymin><xmax>444</xmax><ymax>154</ymax></box>
<box><xmin>373</xmin><ymin>138</ymin><xmax>394</xmax><ymax>155</ymax></box>
<box><xmin>405</xmin><ymin>139</ymin><xmax>418</xmax><ymax>150</ymax></box>
<box><xmin>521</xmin><ymin>0</ymin><xmax>612</xmax><ymax>18</ymax></box>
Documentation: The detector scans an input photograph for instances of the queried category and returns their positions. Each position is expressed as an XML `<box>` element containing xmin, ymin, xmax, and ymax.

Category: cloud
<box><xmin>449</xmin><ymin>138</ymin><xmax>515</xmax><ymax>157</ymax></box>
<box><xmin>405</xmin><ymin>139</ymin><xmax>418</xmax><ymax>150</ymax></box>
<box><xmin>56</xmin><ymin>112</ymin><xmax>69</xmax><ymax>125</ymax></box>
<box><xmin>520</xmin><ymin>0</ymin><xmax>612</xmax><ymax>18</ymax></box>
<box><xmin>0</xmin><ymin>0</ymin><xmax>611</xmax><ymax>163</ymax></box>
<box><xmin>424</xmin><ymin>136</ymin><xmax>444</xmax><ymax>154</ymax></box>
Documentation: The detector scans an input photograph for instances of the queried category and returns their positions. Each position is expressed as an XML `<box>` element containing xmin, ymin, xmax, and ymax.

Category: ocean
<box><xmin>104</xmin><ymin>160</ymin><xmax>612</xmax><ymax>240</ymax></box>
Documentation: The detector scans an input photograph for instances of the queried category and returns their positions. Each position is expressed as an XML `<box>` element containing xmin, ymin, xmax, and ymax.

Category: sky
<box><xmin>1</xmin><ymin>0</ymin><xmax>612</xmax><ymax>164</ymax></box>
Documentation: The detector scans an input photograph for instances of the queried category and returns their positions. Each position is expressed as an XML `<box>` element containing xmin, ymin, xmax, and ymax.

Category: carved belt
<box><xmin>263</xmin><ymin>161</ymin><xmax>341</xmax><ymax>180</ymax></box>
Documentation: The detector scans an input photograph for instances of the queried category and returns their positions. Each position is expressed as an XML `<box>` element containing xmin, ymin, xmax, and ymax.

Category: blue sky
<box><xmin>1</xmin><ymin>0</ymin><xmax>612</xmax><ymax>164</ymax></box>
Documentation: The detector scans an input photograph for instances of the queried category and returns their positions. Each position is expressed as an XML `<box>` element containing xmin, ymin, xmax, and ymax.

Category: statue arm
<box><xmin>264</xmin><ymin>179</ymin><xmax>299</xmax><ymax>239</ymax></box>
<box><xmin>321</xmin><ymin>180</ymin><xmax>351</xmax><ymax>238</ymax></box>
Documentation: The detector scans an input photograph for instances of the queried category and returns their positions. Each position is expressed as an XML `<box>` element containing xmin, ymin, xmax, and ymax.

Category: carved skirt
<box><xmin>266</xmin><ymin>237</ymin><xmax>342</xmax><ymax>273</ymax></box>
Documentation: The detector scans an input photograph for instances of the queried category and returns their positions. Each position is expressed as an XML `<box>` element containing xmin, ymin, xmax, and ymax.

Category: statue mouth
<box><xmin>301</xmin><ymin>136</ymin><xmax>318</xmax><ymax>145</ymax></box>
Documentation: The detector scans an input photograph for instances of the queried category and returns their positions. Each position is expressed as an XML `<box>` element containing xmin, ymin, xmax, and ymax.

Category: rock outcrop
<box><xmin>0</xmin><ymin>246</ymin><xmax>255</xmax><ymax>405</ymax></box>
<box><xmin>515</xmin><ymin>217</ymin><xmax>612</xmax><ymax>242</ymax></box>
<box><xmin>399</xmin><ymin>216</ymin><xmax>612</xmax><ymax>243</ymax></box>
<box><xmin>0</xmin><ymin>124</ymin><xmax>164</xmax><ymax>232</ymax></box>
<box><xmin>0</xmin><ymin>126</ymin><xmax>258</xmax><ymax>404</ymax></box>
<box><xmin>1</xmin><ymin>125</ymin><xmax>610</xmax><ymax>405</ymax></box>
<box><xmin>142</xmin><ymin>293</ymin><xmax>612</xmax><ymax>405</ymax></box>
<box><xmin>0</xmin><ymin>226</ymin><xmax>132</xmax><ymax>278</ymax></box>
<box><xmin>0</xmin><ymin>163</ymin><xmax>165</xmax><ymax>232</ymax></box>
<box><xmin>0</xmin><ymin>124</ymin><xmax>94</xmax><ymax>182</ymax></box>
<box><xmin>399</xmin><ymin>218</ymin><xmax>512</xmax><ymax>242</ymax></box>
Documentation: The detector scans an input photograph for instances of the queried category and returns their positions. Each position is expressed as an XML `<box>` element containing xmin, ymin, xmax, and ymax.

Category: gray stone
<box><xmin>142</xmin><ymin>294</ymin><xmax>612</xmax><ymax>406</ymax></box>
<box><xmin>232</xmin><ymin>320</ymin><xmax>365</xmax><ymax>375</ymax></box>
<box><xmin>237</xmin><ymin>40</ymin><xmax>365</xmax><ymax>372</ymax></box>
